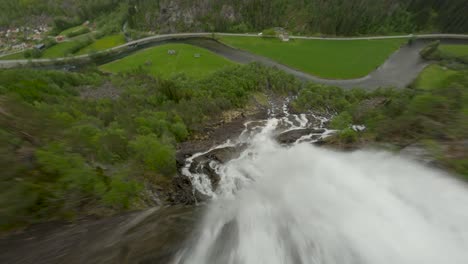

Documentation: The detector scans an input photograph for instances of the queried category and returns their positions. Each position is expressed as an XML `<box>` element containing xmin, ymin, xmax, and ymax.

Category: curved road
<box><xmin>1</xmin><ymin>33</ymin><xmax>468</xmax><ymax>89</ymax></box>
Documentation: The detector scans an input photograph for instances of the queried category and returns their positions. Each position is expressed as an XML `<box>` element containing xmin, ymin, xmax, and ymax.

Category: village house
<box><xmin>274</xmin><ymin>27</ymin><xmax>290</xmax><ymax>42</ymax></box>
<box><xmin>55</xmin><ymin>35</ymin><xmax>65</xmax><ymax>42</ymax></box>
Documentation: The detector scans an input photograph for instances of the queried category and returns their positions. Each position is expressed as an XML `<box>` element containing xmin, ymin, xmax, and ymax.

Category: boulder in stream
<box><xmin>276</xmin><ymin>128</ymin><xmax>326</xmax><ymax>144</ymax></box>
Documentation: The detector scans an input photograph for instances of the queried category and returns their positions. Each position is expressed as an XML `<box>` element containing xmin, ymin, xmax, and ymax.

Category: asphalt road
<box><xmin>1</xmin><ymin>33</ymin><xmax>468</xmax><ymax>89</ymax></box>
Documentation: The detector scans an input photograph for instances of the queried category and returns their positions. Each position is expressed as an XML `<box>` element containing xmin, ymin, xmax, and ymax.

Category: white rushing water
<box><xmin>174</xmin><ymin>104</ymin><xmax>468</xmax><ymax>264</ymax></box>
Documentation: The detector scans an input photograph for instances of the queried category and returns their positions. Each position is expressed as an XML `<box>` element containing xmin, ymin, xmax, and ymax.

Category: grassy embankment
<box><xmin>413</xmin><ymin>64</ymin><xmax>458</xmax><ymax>90</ymax></box>
<box><xmin>76</xmin><ymin>34</ymin><xmax>126</xmax><ymax>55</ymax></box>
<box><xmin>439</xmin><ymin>44</ymin><xmax>468</xmax><ymax>58</ymax></box>
<box><xmin>0</xmin><ymin>51</ymin><xmax>25</xmax><ymax>60</ymax></box>
<box><xmin>100</xmin><ymin>43</ymin><xmax>235</xmax><ymax>78</ymax></box>
<box><xmin>220</xmin><ymin>36</ymin><xmax>405</xmax><ymax>79</ymax></box>
<box><xmin>41</xmin><ymin>41</ymin><xmax>85</xmax><ymax>58</ymax></box>
<box><xmin>58</xmin><ymin>25</ymin><xmax>90</xmax><ymax>38</ymax></box>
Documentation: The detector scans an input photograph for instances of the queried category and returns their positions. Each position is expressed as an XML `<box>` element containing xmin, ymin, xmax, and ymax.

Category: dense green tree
<box><xmin>1</xmin><ymin>0</ymin><xmax>467</xmax><ymax>35</ymax></box>
<box><xmin>129</xmin><ymin>134</ymin><xmax>176</xmax><ymax>175</ymax></box>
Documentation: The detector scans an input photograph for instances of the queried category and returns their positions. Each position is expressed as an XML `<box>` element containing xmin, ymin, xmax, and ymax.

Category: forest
<box><xmin>0</xmin><ymin>63</ymin><xmax>299</xmax><ymax>229</ymax></box>
<box><xmin>1</xmin><ymin>0</ymin><xmax>467</xmax><ymax>36</ymax></box>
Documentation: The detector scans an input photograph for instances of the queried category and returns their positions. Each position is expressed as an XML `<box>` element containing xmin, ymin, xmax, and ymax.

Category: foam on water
<box><xmin>175</xmin><ymin>106</ymin><xmax>468</xmax><ymax>264</ymax></box>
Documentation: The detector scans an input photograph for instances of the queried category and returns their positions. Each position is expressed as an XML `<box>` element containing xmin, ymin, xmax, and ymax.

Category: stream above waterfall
<box><xmin>173</xmin><ymin>100</ymin><xmax>468</xmax><ymax>264</ymax></box>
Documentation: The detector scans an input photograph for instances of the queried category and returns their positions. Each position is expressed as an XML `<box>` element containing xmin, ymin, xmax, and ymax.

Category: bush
<box><xmin>262</xmin><ymin>28</ymin><xmax>276</xmax><ymax>37</ymax></box>
<box><xmin>129</xmin><ymin>134</ymin><xmax>176</xmax><ymax>175</ymax></box>
<box><xmin>420</xmin><ymin>40</ymin><xmax>441</xmax><ymax>60</ymax></box>
<box><xmin>331</xmin><ymin>111</ymin><xmax>353</xmax><ymax>129</ymax></box>
<box><xmin>96</xmin><ymin>172</ymin><xmax>142</xmax><ymax>209</ymax></box>
<box><xmin>339</xmin><ymin>128</ymin><xmax>358</xmax><ymax>144</ymax></box>
<box><xmin>24</xmin><ymin>49</ymin><xmax>43</xmax><ymax>58</ymax></box>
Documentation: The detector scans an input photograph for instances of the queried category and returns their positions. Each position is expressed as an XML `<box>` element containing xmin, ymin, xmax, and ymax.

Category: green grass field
<box><xmin>100</xmin><ymin>43</ymin><xmax>235</xmax><ymax>79</ymax></box>
<box><xmin>0</xmin><ymin>51</ymin><xmax>25</xmax><ymax>60</ymax></box>
<box><xmin>41</xmin><ymin>42</ymin><xmax>80</xmax><ymax>58</ymax></box>
<box><xmin>413</xmin><ymin>64</ymin><xmax>458</xmax><ymax>90</ymax></box>
<box><xmin>220</xmin><ymin>36</ymin><xmax>405</xmax><ymax>79</ymax></box>
<box><xmin>439</xmin><ymin>44</ymin><xmax>468</xmax><ymax>58</ymax></box>
<box><xmin>77</xmin><ymin>34</ymin><xmax>126</xmax><ymax>55</ymax></box>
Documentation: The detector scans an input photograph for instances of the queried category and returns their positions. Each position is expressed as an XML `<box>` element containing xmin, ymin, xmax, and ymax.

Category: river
<box><xmin>172</xmin><ymin>101</ymin><xmax>468</xmax><ymax>264</ymax></box>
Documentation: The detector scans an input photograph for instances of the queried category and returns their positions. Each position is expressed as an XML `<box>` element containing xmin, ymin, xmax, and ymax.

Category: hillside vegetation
<box><xmin>1</xmin><ymin>0</ymin><xmax>467</xmax><ymax>36</ymax></box>
<box><xmin>0</xmin><ymin>64</ymin><xmax>299</xmax><ymax>230</ymax></box>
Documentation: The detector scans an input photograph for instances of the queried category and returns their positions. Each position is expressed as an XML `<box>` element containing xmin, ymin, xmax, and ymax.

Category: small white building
<box><xmin>274</xmin><ymin>27</ymin><xmax>290</xmax><ymax>42</ymax></box>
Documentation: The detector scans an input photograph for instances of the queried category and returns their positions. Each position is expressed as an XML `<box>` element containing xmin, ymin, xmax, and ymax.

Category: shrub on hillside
<box><xmin>331</xmin><ymin>111</ymin><xmax>353</xmax><ymax>129</ymax></box>
<box><xmin>261</xmin><ymin>28</ymin><xmax>276</xmax><ymax>37</ymax></box>
<box><xmin>339</xmin><ymin>128</ymin><xmax>359</xmax><ymax>144</ymax></box>
<box><xmin>420</xmin><ymin>40</ymin><xmax>441</xmax><ymax>60</ymax></box>
<box><xmin>66</xmin><ymin>27</ymin><xmax>91</xmax><ymax>38</ymax></box>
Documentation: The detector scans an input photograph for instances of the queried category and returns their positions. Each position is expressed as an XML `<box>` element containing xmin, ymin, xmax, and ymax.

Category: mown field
<box><xmin>77</xmin><ymin>34</ymin><xmax>126</xmax><ymax>55</ymax></box>
<box><xmin>219</xmin><ymin>36</ymin><xmax>405</xmax><ymax>79</ymax></box>
<box><xmin>100</xmin><ymin>43</ymin><xmax>235</xmax><ymax>78</ymax></box>
<box><xmin>41</xmin><ymin>41</ymin><xmax>82</xmax><ymax>58</ymax></box>
<box><xmin>439</xmin><ymin>44</ymin><xmax>468</xmax><ymax>58</ymax></box>
<box><xmin>413</xmin><ymin>64</ymin><xmax>459</xmax><ymax>90</ymax></box>
<box><xmin>0</xmin><ymin>51</ymin><xmax>25</xmax><ymax>60</ymax></box>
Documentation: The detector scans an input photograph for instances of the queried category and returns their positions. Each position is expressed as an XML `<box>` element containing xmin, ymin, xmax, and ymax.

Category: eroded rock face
<box><xmin>0</xmin><ymin>206</ymin><xmax>202</xmax><ymax>264</ymax></box>
<box><xmin>172</xmin><ymin>144</ymin><xmax>249</xmax><ymax>204</ymax></box>
<box><xmin>400</xmin><ymin>142</ymin><xmax>441</xmax><ymax>167</ymax></box>
<box><xmin>138</xmin><ymin>0</ymin><xmax>238</xmax><ymax>33</ymax></box>
<box><xmin>192</xmin><ymin>144</ymin><xmax>248</xmax><ymax>188</ymax></box>
<box><xmin>171</xmin><ymin>174</ymin><xmax>197</xmax><ymax>205</ymax></box>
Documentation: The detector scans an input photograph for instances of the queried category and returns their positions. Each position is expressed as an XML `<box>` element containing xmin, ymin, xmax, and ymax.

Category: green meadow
<box><xmin>100</xmin><ymin>43</ymin><xmax>235</xmax><ymax>78</ymax></box>
<box><xmin>58</xmin><ymin>25</ymin><xmax>90</xmax><ymax>38</ymax></box>
<box><xmin>0</xmin><ymin>51</ymin><xmax>25</xmax><ymax>60</ymax></box>
<box><xmin>77</xmin><ymin>34</ymin><xmax>126</xmax><ymax>55</ymax></box>
<box><xmin>413</xmin><ymin>64</ymin><xmax>459</xmax><ymax>90</ymax></box>
<box><xmin>220</xmin><ymin>36</ymin><xmax>405</xmax><ymax>79</ymax></box>
<box><xmin>41</xmin><ymin>41</ymin><xmax>82</xmax><ymax>58</ymax></box>
<box><xmin>439</xmin><ymin>44</ymin><xmax>468</xmax><ymax>58</ymax></box>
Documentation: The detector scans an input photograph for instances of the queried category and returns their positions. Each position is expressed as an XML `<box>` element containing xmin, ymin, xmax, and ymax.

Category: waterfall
<box><xmin>174</xmin><ymin>104</ymin><xmax>468</xmax><ymax>264</ymax></box>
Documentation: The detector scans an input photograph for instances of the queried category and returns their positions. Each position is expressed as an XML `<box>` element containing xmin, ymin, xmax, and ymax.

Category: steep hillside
<box><xmin>1</xmin><ymin>0</ymin><xmax>467</xmax><ymax>35</ymax></box>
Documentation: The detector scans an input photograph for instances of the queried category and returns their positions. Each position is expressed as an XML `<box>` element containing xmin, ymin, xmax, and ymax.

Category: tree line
<box><xmin>1</xmin><ymin>0</ymin><xmax>467</xmax><ymax>35</ymax></box>
<box><xmin>0</xmin><ymin>63</ymin><xmax>298</xmax><ymax>230</ymax></box>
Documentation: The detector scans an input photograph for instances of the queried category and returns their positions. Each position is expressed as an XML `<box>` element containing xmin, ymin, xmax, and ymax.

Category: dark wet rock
<box><xmin>205</xmin><ymin>145</ymin><xmax>248</xmax><ymax>163</ymax></box>
<box><xmin>172</xmin><ymin>105</ymin><xmax>267</xmax><ymax>206</ymax></box>
<box><xmin>400</xmin><ymin>143</ymin><xmax>439</xmax><ymax>166</ymax></box>
<box><xmin>189</xmin><ymin>144</ymin><xmax>248</xmax><ymax>190</ymax></box>
<box><xmin>176</xmin><ymin>109</ymin><xmax>267</xmax><ymax>168</ymax></box>
<box><xmin>0</xmin><ymin>206</ymin><xmax>202</xmax><ymax>264</ymax></box>
<box><xmin>171</xmin><ymin>174</ymin><xmax>197</xmax><ymax>205</ymax></box>
<box><xmin>276</xmin><ymin>128</ymin><xmax>326</xmax><ymax>144</ymax></box>
<box><xmin>204</xmin><ymin>166</ymin><xmax>220</xmax><ymax>190</ymax></box>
